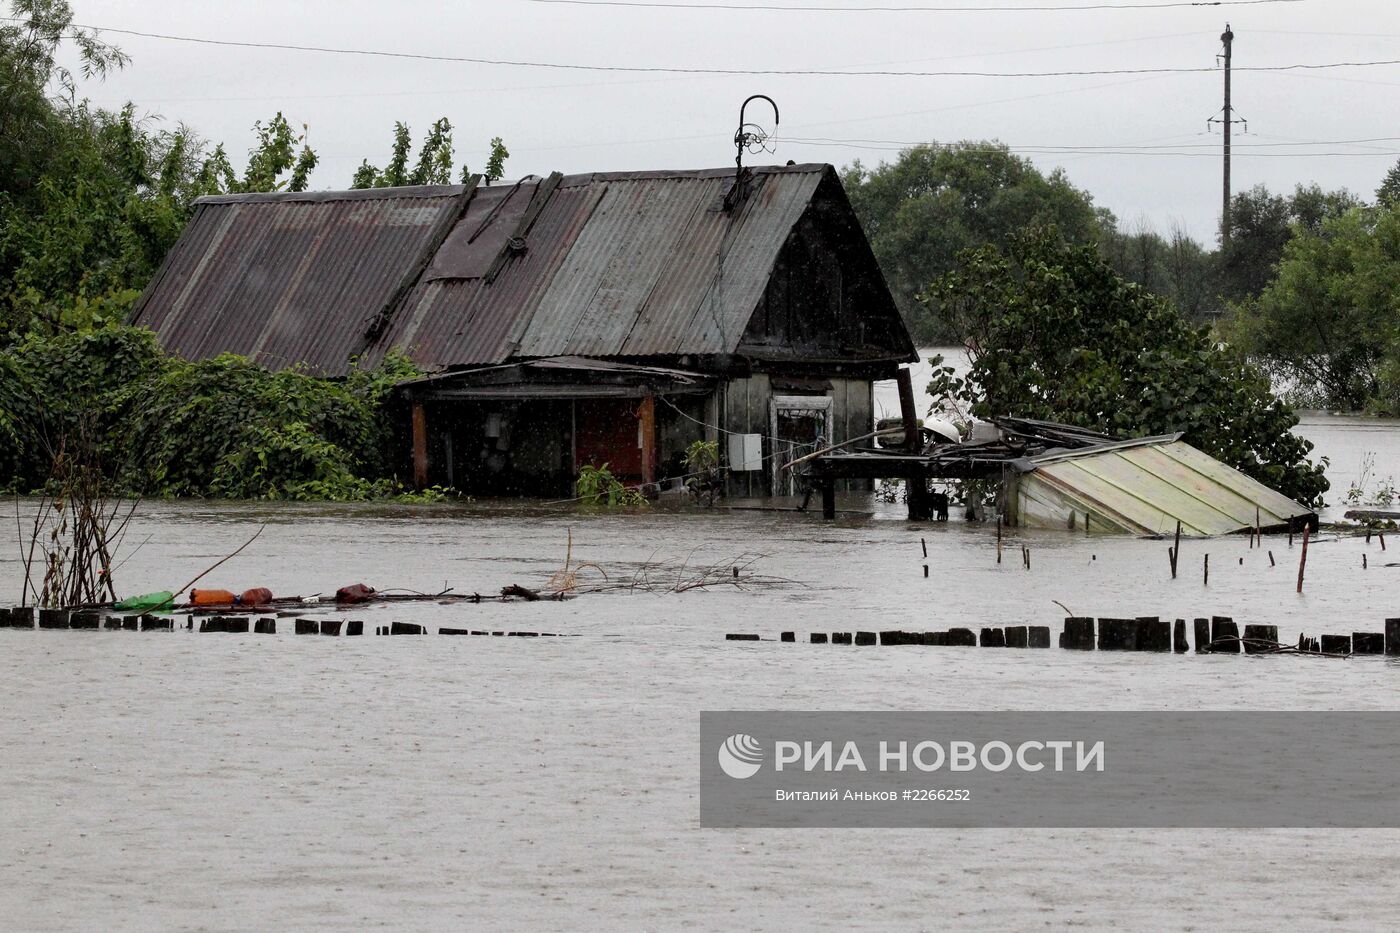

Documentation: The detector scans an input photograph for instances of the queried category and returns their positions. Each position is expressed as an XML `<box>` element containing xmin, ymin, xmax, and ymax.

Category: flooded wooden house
<box><xmin>130</xmin><ymin>165</ymin><xmax>915</xmax><ymax>497</ymax></box>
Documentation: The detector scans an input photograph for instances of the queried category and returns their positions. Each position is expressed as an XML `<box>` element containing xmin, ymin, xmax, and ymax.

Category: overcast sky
<box><xmin>58</xmin><ymin>0</ymin><xmax>1400</xmax><ymax>244</ymax></box>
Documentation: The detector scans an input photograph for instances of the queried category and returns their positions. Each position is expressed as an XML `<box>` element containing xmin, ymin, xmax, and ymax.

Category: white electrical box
<box><xmin>727</xmin><ymin>433</ymin><xmax>763</xmax><ymax>472</ymax></box>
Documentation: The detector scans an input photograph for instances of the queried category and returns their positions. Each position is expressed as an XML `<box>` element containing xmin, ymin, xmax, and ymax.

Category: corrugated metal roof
<box><xmin>130</xmin><ymin>185</ymin><xmax>467</xmax><ymax>375</ymax></box>
<box><xmin>133</xmin><ymin>164</ymin><xmax>907</xmax><ymax>376</ymax></box>
<box><xmin>375</xmin><ymin>166</ymin><xmax>828</xmax><ymax>369</ymax></box>
<box><xmin>1017</xmin><ymin>439</ymin><xmax>1314</xmax><ymax>536</ymax></box>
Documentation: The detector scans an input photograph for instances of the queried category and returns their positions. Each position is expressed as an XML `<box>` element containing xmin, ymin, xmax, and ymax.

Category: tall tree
<box><xmin>0</xmin><ymin>0</ymin><xmax>128</xmax><ymax>199</ymax></box>
<box><xmin>1377</xmin><ymin>158</ymin><xmax>1400</xmax><ymax>208</ymax></box>
<box><xmin>842</xmin><ymin>142</ymin><xmax>1104</xmax><ymax>343</ymax></box>
<box><xmin>1098</xmin><ymin>221</ymin><xmax>1219</xmax><ymax>322</ymax></box>
<box><xmin>928</xmin><ymin>230</ymin><xmax>1328</xmax><ymax>507</ymax></box>
<box><xmin>1225</xmin><ymin>203</ymin><xmax>1400</xmax><ymax>412</ymax></box>
<box><xmin>352</xmin><ymin>120</ymin><xmax>509</xmax><ymax>188</ymax></box>
<box><xmin>193</xmin><ymin>112</ymin><xmax>319</xmax><ymax>195</ymax></box>
<box><xmin>1218</xmin><ymin>183</ymin><xmax>1360</xmax><ymax>302</ymax></box>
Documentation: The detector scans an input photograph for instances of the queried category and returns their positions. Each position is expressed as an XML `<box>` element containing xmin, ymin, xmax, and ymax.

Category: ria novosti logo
<box><xmin>718</xmin><ymin>733</ymin><xmax>764</xmax><ymax>779</ymax></box>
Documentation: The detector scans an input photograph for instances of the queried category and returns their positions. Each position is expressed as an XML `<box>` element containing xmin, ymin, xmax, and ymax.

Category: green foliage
<box><xmin>683</xmin><ymin>440</ymin><xmax>719</xmax><ymax>473</ymax></box>
<box><xmin>1343</xmin><ymin>453</ymin><xmax>1397</xmax><ymax>508</ymax></box>
<box><xmin>926</xmin><ymin>230</ymin><xmax>1328</xmax><ymax>508</ymax></box>
<box><xmin>1098</xmin><ymin>222</ymin><xmax>1219</xmax><ymax>322</ymax></box>
<box><xmin>575</xmin><ymin>463</ymin><xmax>647</xmax><ymax>508</ymax></box>
<box><xmin>0</xmin><ymin>326</ymin><xmax>431</xmax><ymax>500</ymax></box>
<box><xmin>0</xmin><ymin>1</ymin><xmax>321</xmax><ymax>340</ymax></box>
<box><xmin>682</xmin><ymin>439</ymin><xmax>721</xmax><ymax>506</ymax></box>
<box><xmin>1217</xmin><ymin>183</ymin><xmax>1361</xmax><ymax>303</ymax></box>
<box><xmin>484</xmin><ymin>137</ymin><xmax>510</xmax><ymax>184</ymax></box>
<box><xmin>0</xmin><ymin>103</ymin><xmax>200</xmax><ymax>338</ymax></box>
<box><xmin>353</xmin><ymin>120</ymin><xmax>510</xmax><ymax>188</ymax></box>
<box><xmin>842</xmin><ymin>142</ymin><xmax>1106</xmax><ymax>343</ymax></box>
<box><xmin>1224</xmin><ymin>203</ymin><xmax>1400</xmax><ymax>412</ymax></box>
<box><xmin>1378</xmin><ymin>159</ymin><xmax>1400</xmax><ymax>208</ymax></box>
<box><xmin>194</xmin><ymin>113</ymin><xmax>319</xmax><ymax>195</ymax></box>
<box><xmin>0</xmin><ymin>0</ymin><xmax>128</xmax><ymax>199</ymax></box>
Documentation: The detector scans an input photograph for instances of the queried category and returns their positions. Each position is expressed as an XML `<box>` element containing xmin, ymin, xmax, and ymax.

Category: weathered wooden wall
<box><xmin>719</xmin><ymin>374</ymin><xmax>873</xmax><ymax>497</ymax></box>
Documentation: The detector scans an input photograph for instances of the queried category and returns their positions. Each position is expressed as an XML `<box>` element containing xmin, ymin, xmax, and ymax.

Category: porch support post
<box><xmin>411</xmin><ymin>400</ymin><xmax>429</xmax><ymax>489</ymax></box>
<box><xmin>639</xmin><ymin>395</ymin><xmax>657</xmax><ymax>491</ymax></box>
<box><xmin>897</xmin><ymin>368</ymin><xmax>932</xmax><ymax>521</ymax></box>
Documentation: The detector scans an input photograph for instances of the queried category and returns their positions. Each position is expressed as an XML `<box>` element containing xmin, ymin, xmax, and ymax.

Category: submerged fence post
<box><xmin>1297</xmin><ymin>524</ymin><xmax>1310</xmax><ymax>594</ymax></box>
<box><xmin>1352</xmin><ymin>632</ymin><xmax>1384</xmax><ymax>655</ymax></box>
<box><xmin>1137</xmin><ymin>617</ymin><xmax>1170</xmax><ymax>652</ymax></box>
<box><xmin>821</xmin><ymin>480</ymin><xmax>836</xmax><ymax>521</ymax></box>
<box><xmin>1171</xmin><ymin>520</ymin><xmax>1181</xmax><ymax>578</ymax></box>
<box><xmin>1320</xmin><ymin>634</ymin><xmax>1351</xmax><ymax>656</ymax></box>
<box><xmin>1060</xmin><ymin>617</ymin><xmax>1095</xmax><ymax>650</ymax></box>
<box><xmin>1210</xmin><ymin>616</ymin><xmax>1240</xmax><ymax>653</ymax></box>
<box><xmin>1242</xmin><ymin>624</ymin><xmax>1278</xmax><ymax>654</ymax></box>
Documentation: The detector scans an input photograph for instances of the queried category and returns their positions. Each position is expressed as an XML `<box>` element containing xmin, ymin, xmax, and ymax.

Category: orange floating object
<box><xmin>190</xmin><ymin>588</ymin><xmax>235</xmax><ymax>606</ymax></box>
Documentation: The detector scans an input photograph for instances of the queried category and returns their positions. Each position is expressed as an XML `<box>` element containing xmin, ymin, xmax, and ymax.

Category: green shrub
<box><xmin>576</xmin><ymin>463</ymin><xmax>647</xmax><ymax>508</ymax></box>
<box><xmin>0</xmin><ymin>324</ymin><xmax>430</xmax><ymax>500</ymax></box>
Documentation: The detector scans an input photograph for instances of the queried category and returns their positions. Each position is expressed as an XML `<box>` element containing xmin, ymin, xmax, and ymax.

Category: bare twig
<box><xmin>168</xmin><ymin>524</ymin><xmax>267</xmax><ymax>601</ymax></box>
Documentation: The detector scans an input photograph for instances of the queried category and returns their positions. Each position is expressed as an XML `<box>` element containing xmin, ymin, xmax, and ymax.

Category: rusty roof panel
<box><xmin>512</xmin><ymin>170</ymin><xmax>823</xmax><ymax>359</ymax></box>
<box><xmin>378</xmin><ymin>181</ymin><xmax>606</xmax><ymax>369</ymax></box>
<box><xmin>423</xmin><ymin>182</ymin><xmax>533</xmax><ymax>281</ymax></box>
<box><xmin>131</xmin><ymin>185</ymin><xmax>465</xmax><ymax>376</ymax></box>
<box><xmin>135</xmin><ymin>165</ymin><xmax>903</xmax><ymax>375</ymax></box>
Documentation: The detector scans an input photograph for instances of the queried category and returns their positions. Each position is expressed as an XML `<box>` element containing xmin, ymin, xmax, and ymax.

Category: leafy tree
<box><xmin>1225</xmin><ymin>204</ymin><xmax>1400</xmax><ymax>412</ymax></box>
<box><xmin>926</xmin><ymin>230</ymin><xmax>1328</xmax><ymax>507</ymax></box>
<box><xmin>1099</xmin><ymin>220</ymin><xmax>1219</xmax><ymax>322</ymax></box>
<box><xmin>0</xmin><ymin>0</ymin><xmax>128</xmax><ymax>199</ymax></box>
<box><xmin>1377</xmin><ymin>158</ymin><xmax>1400</xmax><ymax>208</ymax></box>
<box><xmin>842</xmin><ymin>142</ymin><xmax>1104</xmax><ymax>342</ymax></box>
<box><xmin>192</xmin><ymin>112</ymin><xmax>318</xmax><ymax>195</ymax></box>
<box><xmin>352</xmin><ymin>120</ymin><xmax>509</xmax><ymax>188</ymax></box>
<box><xmin>1218</xmin><ymin>183</ymin><xmax>1360</xmax><ymax>302</ymax></box>
<box><xmin>0</xmin><ymin>103</ymin><xmax>204</xmax><ymax>338</ymax></box>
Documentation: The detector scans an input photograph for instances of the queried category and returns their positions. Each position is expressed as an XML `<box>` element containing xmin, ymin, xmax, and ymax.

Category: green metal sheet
<box><xmin>1019</xmin><ymin>439</ymin><xmax>1313</xmax><ymax>536</ymax></box>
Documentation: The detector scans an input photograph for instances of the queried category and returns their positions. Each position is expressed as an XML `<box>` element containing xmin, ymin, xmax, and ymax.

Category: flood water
<box><xmin>4</xmin><ymin>363</ymin><xmax>1400</xmax><ymax>929</ymax></box>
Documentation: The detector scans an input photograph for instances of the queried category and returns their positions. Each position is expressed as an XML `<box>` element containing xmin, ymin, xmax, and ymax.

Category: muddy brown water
<box><xmin>3</xmin><ymin>408</ymin><xmax>1400</xmax><ymax>929</ymax></box>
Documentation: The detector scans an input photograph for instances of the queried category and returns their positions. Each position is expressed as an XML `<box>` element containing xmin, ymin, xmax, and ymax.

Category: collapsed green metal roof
<box><xmin>1014</xmin><ymin>438</ymin><xmax>1315</xmax><ymax>536</ymax></box>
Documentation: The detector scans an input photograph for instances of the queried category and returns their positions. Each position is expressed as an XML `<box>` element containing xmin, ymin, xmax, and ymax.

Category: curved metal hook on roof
<box><xmin>734</xmin><ymin>95</ymin><xmax>779</xmax><ymax>175</ymax></box>
<box><xmin>466</xmin><ymin>175</ymin><xmax>538</xmax><ymax>244</ymax></box>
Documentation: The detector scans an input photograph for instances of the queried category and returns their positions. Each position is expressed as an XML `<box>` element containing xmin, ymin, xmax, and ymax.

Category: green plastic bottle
<box><xmin>113</xmin><ymin>591</ymin><xmax>175</xmax><ymax>613</ymax></box>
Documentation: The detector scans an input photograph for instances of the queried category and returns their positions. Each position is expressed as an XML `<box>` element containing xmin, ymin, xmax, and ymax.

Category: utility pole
<box><xmin>1208</xmin><ymin>24</ymin><xmax>1244</xmax><ymax>246</ymax></box>
<box><xmin>1221</xmin><ymin>24</ymin><xmax>1233</xmax><ymax>245</ymax></box>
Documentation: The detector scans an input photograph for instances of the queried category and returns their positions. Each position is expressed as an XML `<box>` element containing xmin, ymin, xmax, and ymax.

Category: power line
<box><xmin>523</xmin><ymin>0</ymin><xmax>1303</xmax><ymax>12</ymax></box>
<box><xmin>775</xmin><ymin>137</ymin><xmax>1400</xmax><ymax>156</ymax></box>
<box><xmin>85</xmin><ymin>31</ymin><xmax>1201</xmax><ymax>105</ymax></box>
<box><xmin>781</xmin><ymin>134</ymin><xmax>1400</xmax><ymax>149</ymax></box>
<box><xmin>45</xmin><ymin>19</ymin><xmax>1400</xmax><ymax>80</ymax></box>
